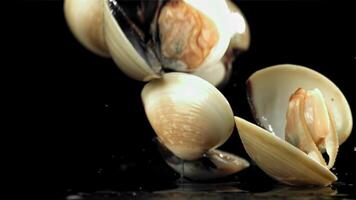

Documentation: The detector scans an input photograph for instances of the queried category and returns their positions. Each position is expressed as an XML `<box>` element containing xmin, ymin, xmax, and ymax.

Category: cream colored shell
<box><xmin>142</xmin><ymin>73</ymin><xmax>234</xmax><ymax>160</ymax></box>
<box><xmin>103</xmin><ymin>1</ymin><xmax>159</xmax><ymax>81</ymax></box>
<box><xmin>235</xmin><ymin>117</ymin><xmax>337</xmax><ymax>186</ymax></box>
<box><xmin>64</xmin><ymin>0</ymin><xmax>109</xmax><ymax>57</ymax></box>
<box><xmin>247</xmin><ymin>64</ymin><xmax>352</xmax><ymax>144</ymax></box>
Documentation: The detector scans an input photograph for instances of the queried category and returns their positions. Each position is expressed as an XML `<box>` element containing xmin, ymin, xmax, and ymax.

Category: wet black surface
<box><xmin>62</xmin><ymin>183</ymin><xmax>354</xmax><ymax>200</ymax></box>
<box><xmin>60</xmin><ymin>177</ymin><xmax>356</xmax><ymax>200</ymax></box>
<box><xmin>16</xmin><ymin>0</ymin><xmax>356</xmax><ymax>199</ymax></box>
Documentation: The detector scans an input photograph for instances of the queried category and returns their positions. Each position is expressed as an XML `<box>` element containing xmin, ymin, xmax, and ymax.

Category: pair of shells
<box><xmin>142</xmin><ymin>64</ymin><xmax>352</xmax><ymax>186</ymax></box>
<box><xmin>64</xmin><ymin>0</ymin><xmax>250</xmax><ymax>86</ymax></box>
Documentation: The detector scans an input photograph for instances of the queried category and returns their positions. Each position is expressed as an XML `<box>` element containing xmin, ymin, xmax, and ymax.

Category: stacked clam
<box><xmin>64</xmin><ymin>0</ymin><xmax>250</xmax><ymax>86</ymax></box>
<box><xmin>64</xmin><ymin>0</ymin><xmax>352</xmax><ymax>185</ymax></box>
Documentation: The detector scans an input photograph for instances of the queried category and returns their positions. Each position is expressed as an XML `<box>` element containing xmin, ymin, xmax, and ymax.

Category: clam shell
<box><xmin>192</xmin><ymin>61</ymin><xmax>227</xmax><ymax>87</ymax></box>
<box><xmin>157</xmin><ymin>138</ymin><xmax>249</xmax><ymax>180</ymax></box>
<box><xmin>104</xmin><ymin>1</ymin><xmax>160</xmax><ymax>81</ymax></box>
<box><xmin>64</xmin><ymin>0</ymin><xmax>109</xmax><ymax>57</ymax></box>
<box><xmin>247</xmin><ymin>64</ymin><xmax>352</xmax><ymax>144</ymax></box>
<box><xmin>235</xmin><ymin>117</ymin><xmax>337</xmax><ymax>186</ymax></box>
<box><xmin>141</xmin><ymin>72</ymin><xmax>234</xmax><ymax>160</ymax></box>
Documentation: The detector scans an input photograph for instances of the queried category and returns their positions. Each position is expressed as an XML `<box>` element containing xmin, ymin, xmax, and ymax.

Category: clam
<box><xmin>156</xmin><ymin>137</ymin><xmax>249</xmax><ymax>181</ymax></box>
<box><xmin>235</xmin><ymin>64</ymin><xmax>352</xmax><ymax>186</ymax></box>
<box><xmin>64</xmin><ymin>0</ymin><xmax>109</xmax><ymax>57</ymax></box>
<box><xmin>157</xmin><ymin>139</ymin><xmax>250</xmax><ymax>181</ymax></box>
<box><xmin>105</xmin><ymin>0</ymin><xmax>250</xmax><ymax>83</ymax></box>
<box><xmin>64</xmin><ymin>0</ymin><xmax>250</xmax><ymax>85</ymax></box>
<box><xmin>142</xmin><ymin>72</ymin><xmax>249</xmax><ymax>178</ymax></box>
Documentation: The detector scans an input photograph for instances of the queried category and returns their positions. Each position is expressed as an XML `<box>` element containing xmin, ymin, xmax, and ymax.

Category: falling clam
<box><xmin>235</xmin><ymin>64</ymin><xmax>352</xmax><ymax>186</ymax></box>
<box><xmin>64</xmin><ymin>0</ymin><xmax>250</xmax><ymax>86</ymax></box>
<box><xmin>142</xmin><ymin>72</ymin><xmax>249</xmax><ymax>179</ymax></box>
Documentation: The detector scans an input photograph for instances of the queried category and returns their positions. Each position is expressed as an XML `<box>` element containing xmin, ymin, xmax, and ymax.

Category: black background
<box><xmin>15</xmin><ymin>0</ymin><xmax>356</xmax><ymax>197</ymax></box>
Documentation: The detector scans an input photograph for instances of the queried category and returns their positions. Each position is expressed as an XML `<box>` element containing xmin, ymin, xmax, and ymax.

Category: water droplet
<box><xmin>138</xmin><ymin>186</ymin><xmax>143</xmax><ymax>191</ymax></box>
<box><xmin>97</xmin><ymin>168</ymin><xmax>103</xmax><ymax>174</ymax></box>
<box><xmin>179</xmin><ymin>159</ymin><xmax>185</xmax><ymax>183</ymax></box>
<box><xmin>120</xmin><ymin>164</ymin><xmax>128</xmax><ymax>171</ymax></box>
<box><xmin>104</xmin><ymin>104</ymin><xmax>109</xmax><ymax>108</ymax></box>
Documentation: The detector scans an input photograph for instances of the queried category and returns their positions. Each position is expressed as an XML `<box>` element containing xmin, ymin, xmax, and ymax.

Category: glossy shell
<box><xmin>142</xmin><ymin>73</ymin><xmax>235</xmax><ymax>160</ymax></box>
<box><xmin>247</xmin><ymin>64</ymin><xmax>352</xmax><ymax>144</ymax></box>
<box><xmin>64</xmin><ymin>0</ymin><xmax>109</xmax><ymax>57</ymax></box>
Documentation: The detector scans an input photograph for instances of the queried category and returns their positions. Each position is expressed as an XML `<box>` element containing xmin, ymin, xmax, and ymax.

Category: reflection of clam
<box><xmin>142</xmin><ymin>73</ymin><xmax>249</xmax><ymax>179</ymax></box>
<box><xmin>235</xmin><ymin>64</ymin><xmax>352</xmax><ymax>186</ymax></box>
<box><xmin>155</xmin><ymin>181</ymin><xmax>245</xmax><ymax>193</ymax></box>
<box><xmin>64</xmin><ymin>0</ymin><xmax>250</xmax><ymax>86</ymax></box>
<box><xmin>256</xmin><ymin>185</ymin><xmax>337</xmax><ymax>198</ymax></box>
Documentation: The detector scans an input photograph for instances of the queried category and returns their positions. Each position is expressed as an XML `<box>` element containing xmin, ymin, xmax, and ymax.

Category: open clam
<box><xmin>64</xmin><ymin>0</ymin><xmax>249</xmax><ymax>86</ymax></box>
<box><xmin>64</xmin><ymin>0</ymin><xmax>250</xmax><ymax>86</ymax></box>
<box><xmin>142</xmin><ymin>72</ymin><xmax>249</xmax><ymax>179</ymax></box>
<box><xmin>235</xmin><ymin>64</ymin><xmax>352</xmax><ymax>186</ymax></box>
<box><xmin>105</xmin><ymin>0</ymin><xmax>250</xmax><ymax>83</ymax></box>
